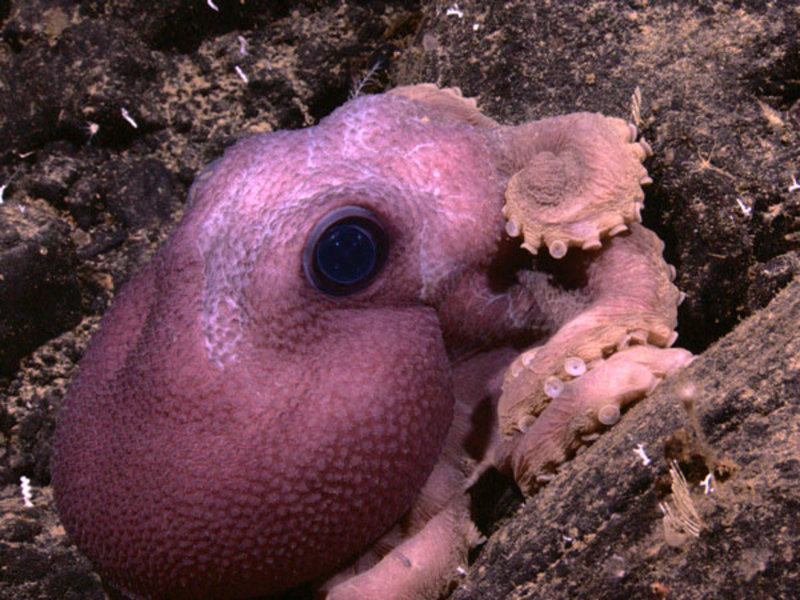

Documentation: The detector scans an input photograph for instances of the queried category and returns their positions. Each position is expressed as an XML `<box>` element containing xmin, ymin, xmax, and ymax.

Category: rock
<box><xmin>0</xmin><ymin>485</ymin><xmax>105</xmax><ymax>600</ymax></box>
<box><xmin>0</xmin><ymin>202</ymin><xmax>82</xmax><ymax>376</ymax></box>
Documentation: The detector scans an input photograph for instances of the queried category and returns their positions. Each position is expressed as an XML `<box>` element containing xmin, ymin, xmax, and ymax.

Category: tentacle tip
<box><xmin>543</xmin><ymin>375</ymin><xmax>564</xmax><ymax>398</ymax></box>
<box><xmin>608</xmin><ymin>223</ymin><xmax>628</xmax><ymax>237</ymax></box>
<box><xmin>548</xmin><ymin>239</ymin><xmax>567</xmax><ymax>259</ymax></box>
<box><xmin>639</xmin><ymin>138</ymin><xmax>654</xmax><ymax>158</ymax></box>
<box><xmin>598</xmin><ymin>404</ymin><xmax>621</xmax><ymax>426</ymax></box>
<box><xmin>521</xmin><ymin>241</ymin><xmax>539</xmax><ymax>255</ymax></box>
<box><xmin>582</xmin><ymin>237</ymin><xmax>602</xmax><ymax>251</ymax></box>
<box><xmin>565</xmin><ymin>356</ymin><xmax>587</xmax><ymax>377</ymax></box>
<box><xmin>521</xmin><ymin>350</ymin><xmax>536</xmax><ymax>368</ymax></box>
<box><xmin>633</xmin><ymin>202</ymin><xmax>644</xmax><ymax>222</ymax></box>
<box><xmin>677</xmin><ymin>381</ymin><xmax>698</xmax><ymax>403</ymax></box>
<box><xmin>667</xmin><ymin>330</ymin><xmax>679</xmax><ymax>347</ymax></box>
<box><xmin>505</xmin><ymin>219</ymin><xmax>521</xmax><ymax>237</ymax></box>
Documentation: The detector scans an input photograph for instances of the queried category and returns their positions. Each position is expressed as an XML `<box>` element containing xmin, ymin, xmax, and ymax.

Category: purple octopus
<box><xmin>52</xmin><ymin>85</ymin><xmax>692</xmax><ymax>600</ymax></box>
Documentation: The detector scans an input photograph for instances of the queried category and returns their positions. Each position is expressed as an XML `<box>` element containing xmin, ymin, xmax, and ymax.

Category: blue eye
<box><xmin>304</xmin><ymin>206</ymin><xmax>389</xmax><ymax>295</ymax></box>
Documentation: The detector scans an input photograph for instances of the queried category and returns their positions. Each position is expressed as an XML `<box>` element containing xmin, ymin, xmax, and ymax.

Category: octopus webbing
<box><xmin>51</xmin><ymin>84</ymin><xmax>692</xmax><ymax>600</ymax></box>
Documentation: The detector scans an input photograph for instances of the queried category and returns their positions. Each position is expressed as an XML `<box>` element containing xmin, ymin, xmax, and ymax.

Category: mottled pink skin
<box><xmin>53</xmin><ymin>92</ymin><xmax>525</xmax><ymax>599</ymax></box>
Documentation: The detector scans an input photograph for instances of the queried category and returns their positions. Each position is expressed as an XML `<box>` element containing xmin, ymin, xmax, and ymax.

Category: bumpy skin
<box><xmin>52</xmin><ymin>85</ymin><xmax>692</xmax><ymax>600</ymax></box>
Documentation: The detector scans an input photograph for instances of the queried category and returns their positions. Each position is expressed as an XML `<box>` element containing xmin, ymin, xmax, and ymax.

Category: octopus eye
<box><xmin>303</xmin><ymin>205</ymin><xmax>389</xmax><ymax>295</ymax></box>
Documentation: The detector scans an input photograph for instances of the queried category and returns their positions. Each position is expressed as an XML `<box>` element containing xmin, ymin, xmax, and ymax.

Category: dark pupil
<box><xmin>304</xmin><ymin>206</ymin><xmax>388</xmax><ymax>295</ymax></box>
<box><xmin>315</xmin><ymin>223</ymin><xmax>376</xmax><ymax>285</ymax></box>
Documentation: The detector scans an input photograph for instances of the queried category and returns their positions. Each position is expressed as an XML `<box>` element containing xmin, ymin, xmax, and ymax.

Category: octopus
<box><xmin>51</xmin><ymin>84</ymin><xmax>693</xmax><ymax>600</ymax></box>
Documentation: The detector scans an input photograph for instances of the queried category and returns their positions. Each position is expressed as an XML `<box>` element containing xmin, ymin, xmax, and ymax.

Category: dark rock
<box><xmin>0</xmin><ymin>203</ymin><xmax>82</xmax><ymax>376</ymax></box>
<box><xmin>0</xmin><ymin>9</ymin><xmax>160</xmax><ymax>153</ymax></box>
<box><xmin>28</xmin><ymin>143</ymin><xmax>81</xmax><ymax>205</ymax></box>
<box><xmin>103</xmin><ymin>158</ymin><xmax>179</xmax><ymax>230</ymax></box>
<box><xmin>0</xmin><ymin>486</ymin><xmax>105</xmax><ymax>600</ymax></box>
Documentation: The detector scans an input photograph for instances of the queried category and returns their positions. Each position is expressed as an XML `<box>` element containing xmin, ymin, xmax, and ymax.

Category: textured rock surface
<box><xmin>0</xmin><ymin>202</ymin><xmax>82</xmax><ymax>376</ymax></box>
<box><xmin>0</xmin><ymin>0</ymin><xmax>798</xmax><ymax>598</ymax></box>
